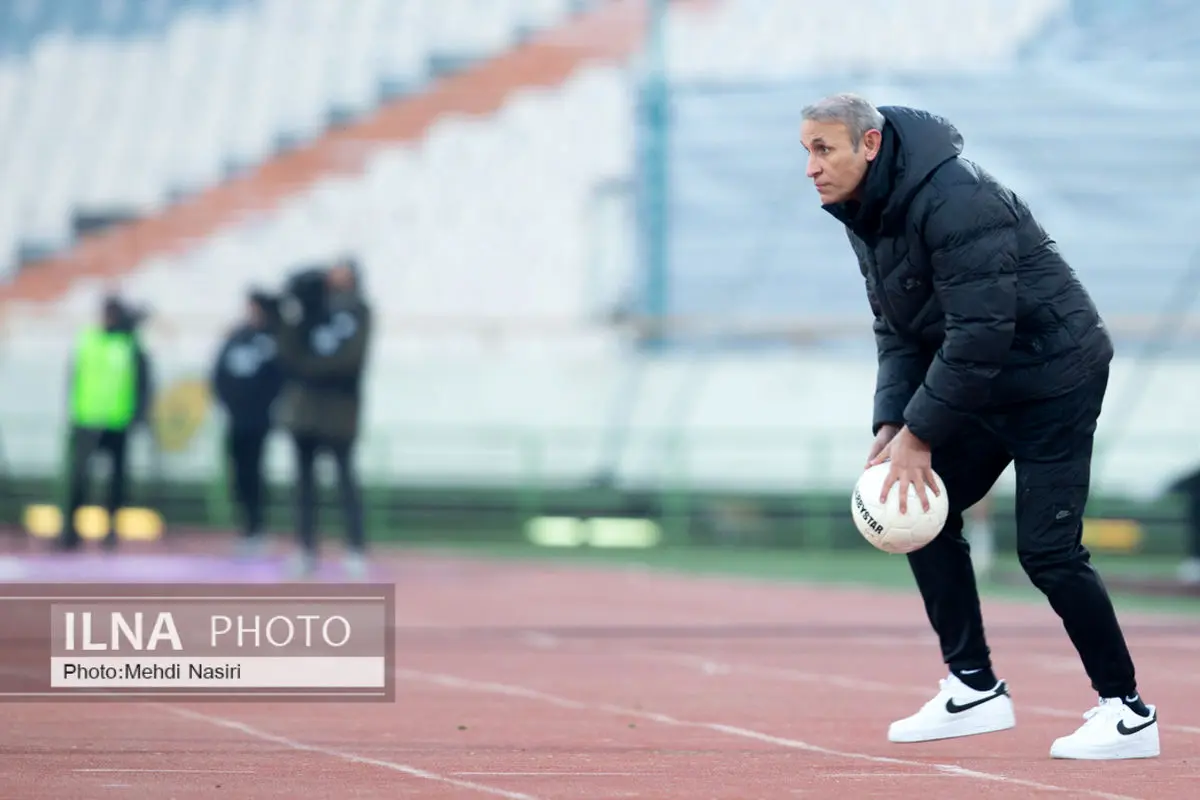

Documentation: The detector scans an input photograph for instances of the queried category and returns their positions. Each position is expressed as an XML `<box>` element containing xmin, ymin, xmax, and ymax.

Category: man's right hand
<box><xmin>865</xmin><ymin>424</ymin><xmax>901</xmax><ymax>469</ymax></box>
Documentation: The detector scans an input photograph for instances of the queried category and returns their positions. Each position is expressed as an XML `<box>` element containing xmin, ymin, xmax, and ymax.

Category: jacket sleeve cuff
<box><xmin>902</xmin><ymin>388</ymin><xmax>961</xmax><ymax>449</ymax></box>
<box><xmin>873</xmin><ymin>393</ymin><xmax>910</xmax><ymax>436</ymax></box>
<box><xmin>872</xmin><ymin>418</ymin><xmax>904</xmax><ymax>436</ymax></box>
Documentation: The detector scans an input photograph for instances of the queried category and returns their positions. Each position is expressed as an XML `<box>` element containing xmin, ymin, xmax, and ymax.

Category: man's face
<box><xmin>327</xmin><ymin>264</ymin><xmax>353</xmax><ymax>291</ymax></box>
<box><xmin>800</xmin><ymin>119</ymin><xmax>881</xmax><ymax>204</ymax></box>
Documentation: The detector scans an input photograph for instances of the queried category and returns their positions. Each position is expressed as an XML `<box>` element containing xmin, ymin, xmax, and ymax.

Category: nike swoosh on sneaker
<box><xmin>944</xmin><ymin>685</ymin><xmax>1008</xmax><ymax>715</ymax></box>
<box><xmin>1116</xmin><ymin>715</ymin><xmax>1157</xmax><ymax>736</ymax></box>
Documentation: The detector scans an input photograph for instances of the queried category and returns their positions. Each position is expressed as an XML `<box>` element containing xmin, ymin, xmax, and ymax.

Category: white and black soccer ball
<box><xmin>851</xmin><ymin>462</ymin><xmax>949</xmax><ymax>554</ymax></box>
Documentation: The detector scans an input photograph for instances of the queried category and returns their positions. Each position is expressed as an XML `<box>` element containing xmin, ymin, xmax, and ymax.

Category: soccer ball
<box><xmin>851</xmin><ymin>462</ymin><xmax>949</xmax><ymax>554</ymax></box>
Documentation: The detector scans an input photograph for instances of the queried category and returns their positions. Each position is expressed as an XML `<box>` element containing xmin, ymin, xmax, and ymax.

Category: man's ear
<box><xmin>862</xmin><ymin>128</ymin><xmax>883</xmax><ymax>161</ymax></box>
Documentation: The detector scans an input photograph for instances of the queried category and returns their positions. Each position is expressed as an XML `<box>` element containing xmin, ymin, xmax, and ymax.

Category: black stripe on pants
<box><xmin>907</xmin><ymin>367</ymin><xmax>1139</xmax><ymax>699</ymax></box>
<box><xmin>292</xmin><ymin>434</ymin><xmax>365</xmax><ymax>556</ymax></box>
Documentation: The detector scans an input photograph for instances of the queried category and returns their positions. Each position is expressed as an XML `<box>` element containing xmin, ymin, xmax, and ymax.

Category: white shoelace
<box><xmin>1079</xmin><ymin>697</ymin><xmax>1126</xmax><ymax>726</ymax></box>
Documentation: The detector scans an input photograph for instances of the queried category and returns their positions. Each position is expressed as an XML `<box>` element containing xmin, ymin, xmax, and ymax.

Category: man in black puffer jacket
<box><xmin>801</xmin><ymin>93</ymin><xmax>1159</xmax><ymax>760</ymax></box>
<box><xmin>271</xmin><ymin>258</ymin><xmax>372</xmax><ymax>580</ymax></box>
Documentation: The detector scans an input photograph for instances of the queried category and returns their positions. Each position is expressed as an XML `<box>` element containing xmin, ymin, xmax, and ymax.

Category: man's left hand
<box><xmin>867</xmin><ymin>426</ymin><xmax>940</xmax><ymax>514</ymax></box>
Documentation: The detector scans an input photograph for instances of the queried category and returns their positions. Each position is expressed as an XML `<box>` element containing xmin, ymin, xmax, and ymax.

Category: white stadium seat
<box><xmin>0</xmin><ymin>0</ymin><xmax>581</xmax><ymax>267</ymax></box>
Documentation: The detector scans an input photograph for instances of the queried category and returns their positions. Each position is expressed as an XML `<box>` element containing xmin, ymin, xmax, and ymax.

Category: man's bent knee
<box><xmin>1018</xmin><ymin>543</ymin><xmax>1092</xmax><ymax>595</ymax></box>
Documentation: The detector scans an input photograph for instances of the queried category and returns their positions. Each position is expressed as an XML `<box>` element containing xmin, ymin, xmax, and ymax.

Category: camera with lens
<box><xmin>103</xmin><ymin>295</ymin><xmax>150</xmax><ymax>332</ymax></box>
<box><xmin>124</xmin><ymin>304</ymin><xmax>150</xmax><ymax>330</ymax></box>
<box><xmin>277</xmin><ymin>265</ymin><xmax>330</xmax><ymax>328</ymax></box>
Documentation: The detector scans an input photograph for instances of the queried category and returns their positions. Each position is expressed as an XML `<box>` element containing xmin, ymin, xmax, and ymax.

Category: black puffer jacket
<box><xmin>274</xmin><ymin>276</ymin><xmax>372</xmax><ymax>444</ymax></box>
<box><xmin>823</xmin><ymin>106</ymin><xmax>1113</xmax><ymax>447</ymax></box>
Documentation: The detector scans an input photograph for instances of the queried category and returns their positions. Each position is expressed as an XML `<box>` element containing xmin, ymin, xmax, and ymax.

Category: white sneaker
<box><xmin>234</xmin><ymin>536</ymin><xmax>266</xmax><ymax>560</ymax></box>
<box><xmin>343</xmin><ymin>552</ymin><xmax>368</xmax><ymax>581</ymax></box>
<box><xmin>284</xmin><ymin>552</ymin><xmax>317</xmax><ymax>580</ymax></box>
<box><xmin>1049</xmin><ymin>698</ymin><xmax>1159</xmax><ymax>760</ymax></box>
<box><xmin>888</xmin><ymin>674</ymin><xmax>1015</xmax><ymax>743</ymax></box>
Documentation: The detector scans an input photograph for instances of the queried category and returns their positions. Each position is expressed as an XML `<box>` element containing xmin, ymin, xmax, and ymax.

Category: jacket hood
<box><xmin>823</xmin><ymin>106</ymin><xmax>964</xmax><ymax>237</ymax></box>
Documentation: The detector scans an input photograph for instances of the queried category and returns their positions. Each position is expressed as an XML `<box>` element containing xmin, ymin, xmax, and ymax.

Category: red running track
<box><xmin>3</xmin><ymin>550</ymin><xmax>1198</xmax><ymax>799</ymax></box>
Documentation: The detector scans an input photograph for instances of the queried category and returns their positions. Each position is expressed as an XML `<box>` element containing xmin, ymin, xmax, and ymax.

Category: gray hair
<box><xmin>801</xmin><ymin>93</ymin><xmax>885</xmax><ymax>152</ymax></box>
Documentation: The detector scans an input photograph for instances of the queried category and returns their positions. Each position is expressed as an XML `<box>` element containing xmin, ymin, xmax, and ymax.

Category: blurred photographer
<box><xmin>211</xmin><ymin>288</ymin><xmax>284</xmax><ymax>557</ymax></box>
<box><xmin>59</xmin><ymin>294</ymin><xmax>154</xmax><ymax>551</ymax></box>
<box><xmin>271</xmin><ymin>257</ymin><xmax>372</xmax><ymax>579</ymax></box>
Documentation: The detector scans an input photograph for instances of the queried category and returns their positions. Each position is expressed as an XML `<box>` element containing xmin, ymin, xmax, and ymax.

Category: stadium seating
<box><xmin>91</xmin><ymin>62</ymin><xmax>631</xmax><ymax>347</ymax></box>
<box><xmin>0</xmin><ymin>0</ymin><xmax>588</xmax><ymax>276</ymax></box>
<box><xmin>1021</xmin><ymin>0</ymin><xmax>1200</xmax><ymax>62</ymax></box>
<box><xmin>664</xmin><ymin>0</ymin><xmax>1067</xmax><ymax>79</ymax></box>
<box><xmin>0</xmin><ymin>0</ymin><xmax>244</xmax><ymax>58</ymax></box>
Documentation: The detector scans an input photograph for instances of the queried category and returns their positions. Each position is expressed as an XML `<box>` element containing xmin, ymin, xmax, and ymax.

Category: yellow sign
<box><xmin>152</xmin><ymin>377</ymin><xmax>212</xmax><ymax>453</ymax></box>
<box><xmin>1081</xmin><ymin>518</ymin><xmax>1142</xmax><ymax>553</ymax></box>
<box><xmin>23</xmin><ymin>504</ymin><xmax>164</xmax><ymax>541</ymax></box>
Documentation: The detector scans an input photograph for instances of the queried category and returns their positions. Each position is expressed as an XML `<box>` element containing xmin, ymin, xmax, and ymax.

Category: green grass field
<box><xmin>408</xmin><ymin>542</ymin><xmax>1200</xmax><ymax>617</ymax></box>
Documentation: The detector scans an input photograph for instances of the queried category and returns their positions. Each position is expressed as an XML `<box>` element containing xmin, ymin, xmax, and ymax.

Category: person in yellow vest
<box><xmin>59</xmin><ymin>296</ymin><xmax>153</xmax><ymax>551</ymax></box>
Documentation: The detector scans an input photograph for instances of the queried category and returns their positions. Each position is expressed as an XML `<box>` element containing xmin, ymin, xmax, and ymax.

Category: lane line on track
<box><xmin>397</xmin><ymin>667</ymin><xmax>1144</xmax><ymax>800</ymax></box>
<box><xmin>166</xmin><ymin>706</ymin><xmax>541</xmax><ymax>800</ymax></box>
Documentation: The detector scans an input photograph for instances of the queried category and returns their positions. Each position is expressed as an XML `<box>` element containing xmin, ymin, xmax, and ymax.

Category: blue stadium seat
<box><xmin>0</xmin><ymin>0</ymin><xmax>255</xmax><ymax>60</ymax></box>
